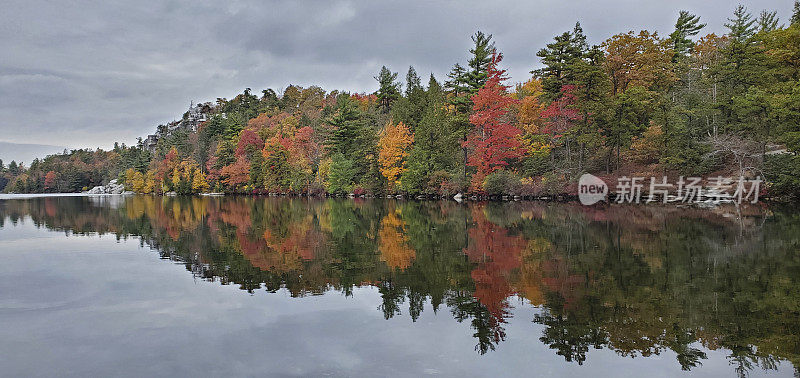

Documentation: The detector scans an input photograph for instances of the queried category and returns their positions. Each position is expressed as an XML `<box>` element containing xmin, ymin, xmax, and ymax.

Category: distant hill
<box><xmin>0</xmin><ymin>141</ymin><xmax>68</xmax><ymax>166</ymax></box>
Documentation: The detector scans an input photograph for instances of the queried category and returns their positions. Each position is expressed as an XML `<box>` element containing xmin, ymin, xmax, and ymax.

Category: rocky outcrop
<box><xmin>86</xmin><ymin>179</ymin><xmax>127</xmax><ymax>194</ymax></box>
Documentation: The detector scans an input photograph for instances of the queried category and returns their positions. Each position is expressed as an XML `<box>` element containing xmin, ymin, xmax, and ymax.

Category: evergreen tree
<box><xmin>400</xmin><ymin>74</ymin><xmax>460</xmax><ymax>193</ymax></box>
<box><xmin>792</xmin><ymin>0</ymin><xmax>800</xmax><ymax>25</ymax></box>
<box><xmin>390</xmin><ymin>66</ymin><xmax>427</xmax><ymax>129</ymax></box>
<box><xmin>8</xmin><ymin>160</ymin><xmax>19</xmax><ymax>175</ymax></box>
<box><xmin>534</xmin><ymin>22</ymin><xmax>589</xmax><ymax>99</ymax></box>
<box><xmin>325</xmin><ymin>97</ymin><xmax>378</xmax><ymax>185</ymax></box>
<box><xmin>328</xmin><ymin>100</ymin><xmax>364</xmax><ymax>157</ymax></box>
<box><xmin>427</xmin><ymin>73</ymin><xmax>442</xmax><ymax>99</ymax></box>
<box><xmin>444</xmin><ymin>31</ymin><xmax>498</xmax><ymax>183</ymax></box>
<box><xmin>403</xmin><ymin>98</ymin><xmax>459</xmax><ymax>193</ymax></box>
<box><xmin>465</xmin><ymin>31</ymin><xmax>495</xmax><ymax>94</ymax></box>
<box><xmin>725</xmin><ymin>5</ymin><xmax>757</xmax><ymax>43</ymax></box>
<box><xmin>669</xmin><ymin>11</ymin><xmax>706</xmax><ymax>60</ymax></box>
<box><xmin>599</xmin><ymin>86</ymin><xmax>652</xmax><ymax>170</ymax></box>
<box><xmin>445</xmin><ymin>63</ymin><xmax>469</xmax><ymax>102</ymax></box>
<box><xmin>405</xmin><ymin>66</ymin><xmax>422</xmax><ymax>97</ymax></box>
<box><xmin>571</xmin><ymin>45</ymin><xmax>610</xmax><ymax>171</ymax></box>
<box><xmin>757</xmin><ymin>10</ymin><xmax>780</xmax><ymax>32</ymax></box>
<box><xmin>718</xmin><ymin>6</ymin><xmax>769</xmax><ymax>131</ymax></box>
<box><xmin>375</xmin><ymin>66</ymin><xmax>401</xmax><ymax>112</ymax></box>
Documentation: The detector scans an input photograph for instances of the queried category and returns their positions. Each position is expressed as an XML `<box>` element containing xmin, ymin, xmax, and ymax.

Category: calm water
<box><xmin>0</xmin><ymin>195</ymin><xmax>798</xmax><ymax>377</ymax></box>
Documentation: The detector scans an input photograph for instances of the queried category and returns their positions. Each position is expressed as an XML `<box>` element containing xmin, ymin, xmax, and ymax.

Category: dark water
<box><xmin>0</xmin><ymin>195</ymin><xmax>798</xmax><ymax>377</ymax></box>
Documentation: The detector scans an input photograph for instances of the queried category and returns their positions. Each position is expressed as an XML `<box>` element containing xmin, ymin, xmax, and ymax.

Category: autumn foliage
<box><xmin>378</xmin><ymin>121</ymin><xmax>414</xmax><ymax>190</ymax></box>
<box><xmin>465</xmin><ymin>53</ymin><xmax>524</xmax><ymax>190</ymax></box>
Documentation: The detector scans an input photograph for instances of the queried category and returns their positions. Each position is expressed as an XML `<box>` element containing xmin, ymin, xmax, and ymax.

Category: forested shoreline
<box><xmin>2</xmin><ymin>4</ymin><xmax>800</xmax><ymax>200</ymax></box>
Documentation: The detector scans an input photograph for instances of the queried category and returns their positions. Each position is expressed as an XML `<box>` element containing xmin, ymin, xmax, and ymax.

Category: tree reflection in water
<box><xmin>1</xmin><ymin>196</ymin><xmax>798</xmax><ymax>375</ymax></box>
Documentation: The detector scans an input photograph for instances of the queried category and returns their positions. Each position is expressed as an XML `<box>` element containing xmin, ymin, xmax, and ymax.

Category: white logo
<box><xmin>578</xmin><ymin>174</ymin><xmax>607</xmax><ymax>205</ymax></box>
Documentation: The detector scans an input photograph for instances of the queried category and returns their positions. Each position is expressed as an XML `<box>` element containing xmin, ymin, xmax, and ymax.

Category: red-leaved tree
<box><xmin>235</xmin><ymin>129</ymin><xmax>264</xmax><ymax>160</ymax></box>
<box><xmin>540</xmin><ymin>85</ymin><xmax>582</xmax><ymax>142</ymax></box>
<box><xmin>539</xmin><ymin>85</ymin><xmax>584</xmax><ymax>171</ymax></box>
<box><xmin>465</xmin><ymin>53</ymin><xmax>524</xmax><ymax>191</ymax></box>
<box><xmin>44</xmin><ymin>171</ymin><xmax>57</xmax><ymax>191</ymax></box>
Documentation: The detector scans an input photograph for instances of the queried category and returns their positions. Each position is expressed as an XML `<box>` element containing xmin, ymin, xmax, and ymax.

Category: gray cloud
<box><xmin>0</xmin><ymin>0</ymin><xmax>792</xmax><ymax>151</ymax></box>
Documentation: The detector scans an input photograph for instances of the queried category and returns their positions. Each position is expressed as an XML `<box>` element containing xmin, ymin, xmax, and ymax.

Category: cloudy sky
<box><xmin>0</xmin><ymin>0</ymin><xmax>793</xmax><ymax>159</ymax></box>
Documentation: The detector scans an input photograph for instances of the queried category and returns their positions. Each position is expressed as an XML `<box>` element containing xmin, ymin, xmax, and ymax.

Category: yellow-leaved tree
<box><xmin>191</xmin><ymin>169</ymin><xmax>210</xmax><ymax>193</ymax></box>
<box><xmin>378</xmin><ymin>121</ymin><xmax>414</xmax><ymax>191</ymax></box>
<box><xmin>515</xmin><ymin>78</ymin><xmax>552</xmax><ymax>162</ymax></box>
<box><xmin>124</xmin><ymin>168</ymin><xmax>146</xmax><ymax>193</ymax></box>
<box><xmin>143</xmin><ymin>170</ymin><xmax>156</xmax><ymax>194</ymax></box>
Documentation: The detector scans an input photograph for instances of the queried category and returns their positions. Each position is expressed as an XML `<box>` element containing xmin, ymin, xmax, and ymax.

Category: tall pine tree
<box><xmin>669</xmin><ymin>11</ymin><xmax>706</xmax><ymax>60</ymax></box>
<box><xmin>533</xmin><ymin>22</ymin><xmax>589</xmax><ymax>100</ymax></box>
<box><xmin>375</xmin><ymin>66</ymin><xmax>401</xmax><ymax>113</ymax></box>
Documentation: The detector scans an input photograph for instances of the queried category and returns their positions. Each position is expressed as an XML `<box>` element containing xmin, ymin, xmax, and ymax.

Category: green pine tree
<box><xmin>757</xmin><ymin>10</ymin><xmax>780</xmax><ymax>32</ymax></box>
<box><xmin>375</xmin><ymin>66</ymin><xmax>401</xmax><ymax>113</ymax></box>
<box><xmin>533</xmin><ymin>22</ymin><xmax>589</xmax><ymax>99</ymax></box>
<box><xmin>669</xmin><ymin>11</ymin><xmax>706</xmax><ymax>60</ymax></box>
<box><xmin>725</xmin><ymin>5</ymin><xmax>757</xmax><ymax>43</ymax></box>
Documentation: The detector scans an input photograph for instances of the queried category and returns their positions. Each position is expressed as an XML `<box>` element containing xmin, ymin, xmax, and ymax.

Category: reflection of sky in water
<box><xmin>0</xmin><ymin>219</ymin><xmax>793</xmax><ymax>377</ymax></box>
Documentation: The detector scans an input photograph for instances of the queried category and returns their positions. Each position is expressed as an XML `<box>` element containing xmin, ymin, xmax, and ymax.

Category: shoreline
<box><xmin>0</xmin><ymin>191</ymin><xmax>786</xmax><ymax>208</ymax></box>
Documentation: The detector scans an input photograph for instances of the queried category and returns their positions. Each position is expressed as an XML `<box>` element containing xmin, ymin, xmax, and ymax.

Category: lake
<box><xmin>0</xmin><ymin>195</ymin><xmax>798</xmax><ymax>377</ymax></box>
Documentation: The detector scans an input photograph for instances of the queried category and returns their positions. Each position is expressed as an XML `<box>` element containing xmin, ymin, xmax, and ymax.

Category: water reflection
<box><xmin>1</xmin><ymin>196</ymin><xmax>798</xmax><ymax>375</ymax></box>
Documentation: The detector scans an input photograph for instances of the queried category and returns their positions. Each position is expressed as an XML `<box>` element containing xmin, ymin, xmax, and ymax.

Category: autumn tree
<box><xmin>286</xmin><ymin>126</ymin><xmax>321</xmax><ymax>192</ymax></box>
<box><xmin>154</xmin><ymin>147</ymin><xmax>181</xmax><ymax>193</ymax></box>
<box><xmin>217</xmin><ymin>128</ymin><xmax>264</xmax><ymax>190</ymax></box>
<box><xmin>464</xmin><ymin>53</ymin><xmax>524</xmax><ymax>190</ymax></box>
<box><xmin>447</xmin><ymin>31</ymin><xmax>497</xmax><ymax>181</ymax></box>
<box><xmin>603</xmin><ymin>31</ymin><xmax>675</xmax><ymax>96</ymax></box>
<box><xmin>378</xmin><ymin>121</ymin><xmax>414</xmax><ymax>191</ymax></box>
<box><xmin>124</xmin><ymin>168</ymin><xmax>145</xmax><ymax>192</ymax></box>
<box><xmin>166</xmin><ymin>160</ymin><xmax>205</xmax><ymax>194</ymax></box>
<box><xmin>515</xmin><ymin>78</ymin><xmax>552</xmax><ymax>175</ymax></box>
<box><xmin>43</xmin><ymin>171</ymin><xmax>57</xmax><ymax>191</ymax></box>
<box><xmin>539</xmin><ymin>85</ymin><xmax>584</xmax><ymax>173</ymax></box>
<box><xmin>262</xmin><ymin>136</ymin><xmax>293</xmax><ymax>192</ymax></box>
<box><xmin>220</xmin><ymin>156</ymin><xmax>251</xmax><ymax>191</ymax></box>
<box><xmin>191</xmin><ymin>170</ymin><xmax>210</xmax><ymax>192</ymax></box>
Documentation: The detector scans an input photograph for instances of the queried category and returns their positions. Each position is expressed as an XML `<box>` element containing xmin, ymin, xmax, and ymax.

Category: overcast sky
<box><xmin>0</xmin><ymin>0</ymin><xmax>793</xmax><ymax>155</ymax></box>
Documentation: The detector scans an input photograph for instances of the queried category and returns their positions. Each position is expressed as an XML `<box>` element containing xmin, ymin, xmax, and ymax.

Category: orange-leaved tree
<box><xmin>44</xmin><ymin>171</ymin><xmax>57</xmax><ymax>191</ymax></box>
<box><xmin>602</xmin><ymin>30</ymin><xmax>675</xmax><ymax>95</ymax></box>
<box><xmin>378</xmin><ymin>120</ymin><xmax>414</xmax><ymax>190</ymax></box>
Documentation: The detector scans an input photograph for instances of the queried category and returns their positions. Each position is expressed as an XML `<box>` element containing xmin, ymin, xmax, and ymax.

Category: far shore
<box><xmin>1</xmin><ymin>192</ymin><xmax>783</xmax><ymax>210</ymax></box>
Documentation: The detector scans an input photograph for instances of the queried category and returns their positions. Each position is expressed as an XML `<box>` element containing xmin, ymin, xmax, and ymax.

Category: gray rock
<box><xmin>87</xmin><ymin>186</ymin><xmax>105</xmax><ymax>194</ymax></box>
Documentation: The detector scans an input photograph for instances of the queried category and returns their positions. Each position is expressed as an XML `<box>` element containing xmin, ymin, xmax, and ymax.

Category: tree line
<box><xmin>3</xmin><ymin>3</ymin><xmax>800</xmax><ymax>199</ymax></box>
